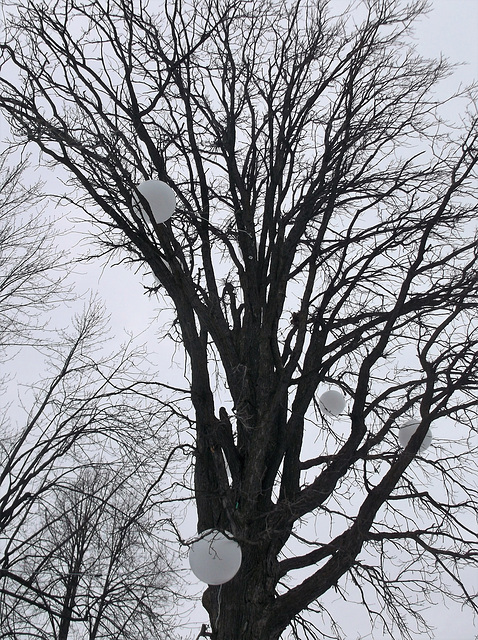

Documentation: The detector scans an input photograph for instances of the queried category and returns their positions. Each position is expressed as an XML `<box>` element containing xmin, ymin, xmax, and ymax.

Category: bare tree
<box><xmin>0</xmin><ymin>146</ymin><xmax>70</xmax><ymax>539</ymax></box>
<box><xmin>1</xmin><ymin>1</ymin><xmax>477</xmax><ymax>639</ymax></box>
<box><xmin>0</xmin><ymin>152</ymin><xmax>180</xmax><ymax>631</ymax></box>
<box><xmin>0</xmin><ymin>300</ymin><xmax>181</xmax><ymax>626</ymax></box>
<box><xmin>1</xmin><ymin>466</ymin><xmax>178</xmax><ymax>640</ymax></box>
<box><xmin>0</xmin><ymin>148</ymin><xmax>66</xmax><ymax>355</ymax></box>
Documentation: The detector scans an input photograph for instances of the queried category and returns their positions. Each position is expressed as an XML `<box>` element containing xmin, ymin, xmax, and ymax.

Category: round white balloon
<box><xmin>137</xmin><ymin>180</ymin><xmax>176</xmax><ymax>224</ymax></box>
<box><xmin>189</xmin><ymin>530</ymin><xmax>242</xmax><ymax>585</ymax></box>
<box><xmin>319</xmin><ymin>390</ymin><xmax>346</xmax><ymax>417</ymax></box>
<box><xmin>399</xmin><ymin>419</ymin><xmax>432</xmax><ymax>452</ymax></box>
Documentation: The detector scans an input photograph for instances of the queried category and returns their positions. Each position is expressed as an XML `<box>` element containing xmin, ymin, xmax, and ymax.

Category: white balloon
<box><xmin>189</xmin><ymin>529</ymin><xmax>242</xmax><ymax>585</ymax></box>
<box><xmin>319</xmin><ymin>390</ymin><xmax>346</xmax><ymax>417</ymax></box>
<box><xmin>399</xmin><ymin>419</ymin><xmax>432</xmax><ymax>452</ymax></box>
<box><xmin>137</xmin><ymin>180</ymin><xmax>175</xmax><ymax>223</ymax></box>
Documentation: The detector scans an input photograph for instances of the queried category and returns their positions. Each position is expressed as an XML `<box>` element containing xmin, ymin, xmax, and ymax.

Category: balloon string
<box><xmin>215</xmin><ymin>584</ymin><xmax>222</xmax><ymax>630</ymax></box>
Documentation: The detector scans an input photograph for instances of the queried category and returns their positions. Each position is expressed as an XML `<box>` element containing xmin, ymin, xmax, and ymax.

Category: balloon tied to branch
<box><xmin>319</xmin><ymin>389</ymin><xmax>346</xmax><ymax>417</ymax></box>
<box><xmin>136</xmin><ymin>180</ymin><xmax>176</xmax><ymax>224</ymax></box>
<box><xmin>399</xmin><ymin>419</ymin><xmax>432</xmax><ymax>452</ymax></box>
<box><xmin>189</xmin><ymin>529</ymin><xmax>242</xmax><ymax>585</ymax></box>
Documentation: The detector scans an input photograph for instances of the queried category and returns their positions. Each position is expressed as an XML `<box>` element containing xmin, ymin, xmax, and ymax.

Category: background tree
<box><xmin>0</xmin><ymin>150</ymin><xmax>180</xmax><ymax>631</ymax></box>
<box><xmin>1</xmin><ymin>1</ymin><xmax>477</xmax><ymax>639</ymax></box>
<box><xmin>0</xmin><ymin>147</ymin><xmax>65</xmax><ymax>356</ymax></box>
<box><xmin>0</xmin><ymin>144</ymin><xmax>70</xmax><ymax>540</ymax></box>
<box><xmin>0</xmin><ymin>300</ymin><xmax>180</xmax><ymax>630</ymax></box>
<box><xmin>2</xmin><ymin>467</ymin><xmax>177</xmax><ymax>640</ymax></box>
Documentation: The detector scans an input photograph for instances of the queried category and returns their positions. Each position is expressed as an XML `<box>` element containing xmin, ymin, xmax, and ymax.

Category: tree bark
<box><xmin>202</xmin><ymin>545</ymin><xmax>279</xmax><ymax>640</ymax></box>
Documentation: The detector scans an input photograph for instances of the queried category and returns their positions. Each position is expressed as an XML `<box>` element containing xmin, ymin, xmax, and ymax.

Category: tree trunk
<box><xmin>202</xmin><ymin>544</ymin><xmax>280</xmax><ymax>640</ymax></box>
<box><xmin>57</xmin><ymin>575</ymin><xmax>80</xmax><ymax>640</ymax></box>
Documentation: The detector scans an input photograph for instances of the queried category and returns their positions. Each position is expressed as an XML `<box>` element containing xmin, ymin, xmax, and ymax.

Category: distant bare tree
<box><xmin>0</xmin><ymin>148</ymin><xmax>66</xmax><ymax>355</ymax></box>
<box><xmin>0</xmin><ymin>301</ymin><xmax>180</xmax><ymax>626</ymax></box>
<box><xmin>1</xmin><ymin>1</ymin><xmax>477</xmax><ymax>639</ymax></box>
<box><xmin>0</xmin><ymin>152</ymin><xmax>179</xmax><ymax>631</ymax></box>
<box><xmin>2</xmin><ymin>467</ymin><xmax>177</xmax><ymax>640</ymax></box>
